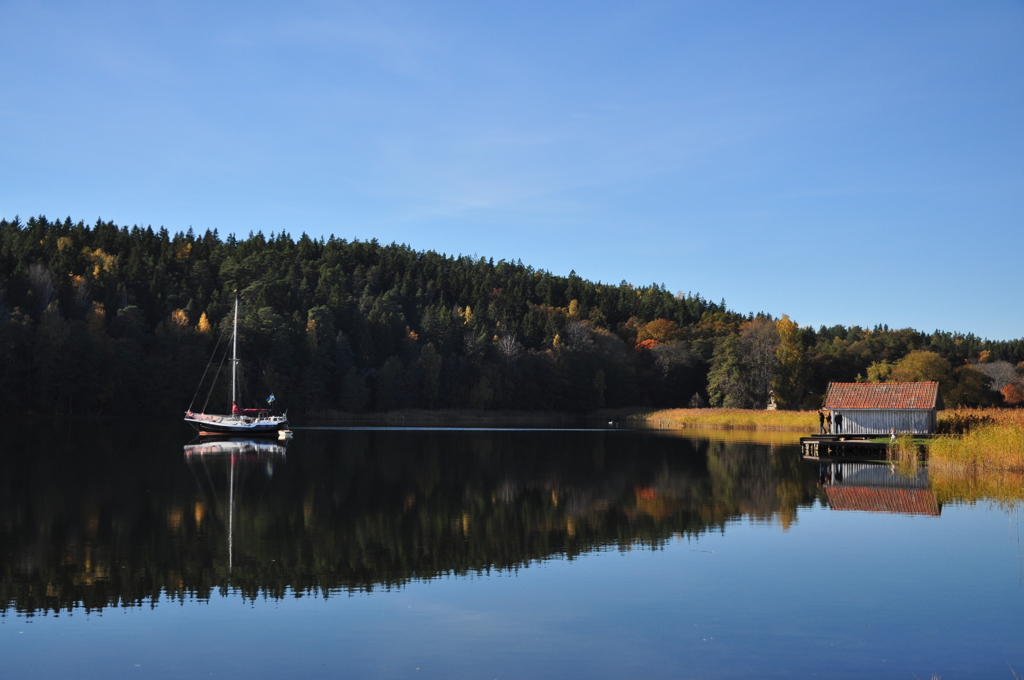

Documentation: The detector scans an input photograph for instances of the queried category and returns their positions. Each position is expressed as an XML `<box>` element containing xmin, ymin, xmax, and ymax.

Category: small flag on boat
<box><xmin>267</xmin><ymin>393</ymin><xmax>276</xmax><ymax>405</ymax></box>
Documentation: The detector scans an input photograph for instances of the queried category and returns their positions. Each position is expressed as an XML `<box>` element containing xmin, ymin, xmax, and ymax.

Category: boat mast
<box><xmin>231</xmin><ymin>295</ymin><xmax>239</xmax><ymax>414</ymax></box>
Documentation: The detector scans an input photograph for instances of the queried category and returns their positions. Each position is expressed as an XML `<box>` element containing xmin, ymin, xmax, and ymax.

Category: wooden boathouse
<box><xmin>823</xmin><ymin>381</ymin><xmax>941</xmax><ymax>435</ymax></box>
<box><xmin>801</xmin><ymin>381</ymin><xmax>941</xmax><ymax>460</ymax></box>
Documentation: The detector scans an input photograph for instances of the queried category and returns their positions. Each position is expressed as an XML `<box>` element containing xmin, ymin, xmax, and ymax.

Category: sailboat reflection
<box><xmin>184</xmin><ymin>438</ymin><xmax>288</xmax><ymax>459</ymax></box>
<box><xmin>184</xmin><ymin>438</ymin><xmax>287</xmax><ymax>574</ymax></box>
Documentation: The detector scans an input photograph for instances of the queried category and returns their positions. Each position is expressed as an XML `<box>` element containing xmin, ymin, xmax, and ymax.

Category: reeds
<box><xmin>930</xmin><ymin>424</ymin><xmax>1024</xmax><ymax>473</ymax></box>
<box><xmin>929</xmin><ymin>408</ymin><xmax>1024</xmax><ymax>473</ymax></box>
<box><xmin>637</xmin><ymin>408</ymin><xmax>1024</xmax><ymax>475</ymax></box>
<box><xmin>888</xmin><ymin>433</ymin><xmax>921</xmax><ymax>477</ymax></box>
<box><xmin>930</xmin><ymin>468</ymin><xmax>1024</xmax><ymax>506</ymax></box>
<box><xmin>937</xmin><ymin>407</ymin><xmax>1023</xmax><ymax>433</ymax></box>
<box><xmin>640</xmin><ymin>408</ymin><xmax>816</xmax><ymax>432</ymax></box>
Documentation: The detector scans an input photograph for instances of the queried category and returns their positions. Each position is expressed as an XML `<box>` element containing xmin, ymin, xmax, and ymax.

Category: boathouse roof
<box><xmin>825</xmin><ymin>486</ymin><xmax>940</xmax><ymax>516</ymax></box>
<box><xmin>823</xmin><ymin>381</ymin><xmax>941</xmax><ymax>410</ymax></box>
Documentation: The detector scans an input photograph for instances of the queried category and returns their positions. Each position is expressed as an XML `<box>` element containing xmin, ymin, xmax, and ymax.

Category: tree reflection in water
<box><xmin>1</xmin><ymin>426</ymin><xmax>824</xmax><ymax>615</ymax></box>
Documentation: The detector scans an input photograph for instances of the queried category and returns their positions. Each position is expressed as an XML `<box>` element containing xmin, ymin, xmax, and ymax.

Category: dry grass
<box><xmin>930</xmin><ymin>409</ymin><xmax>1024</xmax><ymax>473</ymax></box>
<box><xmin>640</xmin><ymin>408</ymin><xmax>817</xmax><ymax>432</ymax></box>
<box><xmin>936</xmin><ymin>407</ymin><xmax>1024</xmax><ymax>434</ymax></box>
<box><xmin>938</xmin><ymin>408</ymin><xmax>1024</xmax><ymax>427</ymax></box>
<box><xmin>930</xmin><ymin>468</ymin><xmax>1024</xmax><ymax>505</ymax></box>
<box><xmin>888</xmin><ymin>433</ymin><xmax>922</xmax><ymax>477</ymax></box>
<box><xmin>639</xmin><ymin>407</ymin><xmax>1024</xmax><ymax>475</ymax></box>
<box><xmin>930</xmin><ymin>424</ymin><xmax>1024</xmax><ymax>472</ymax></box>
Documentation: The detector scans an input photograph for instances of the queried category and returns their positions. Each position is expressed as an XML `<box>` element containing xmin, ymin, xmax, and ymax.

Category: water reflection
<box><xmin>818</xmin><ymin>461</ymin><xmax>940</xmax><ymax>516</ymax></box>
<box><xmin>1</xmin><ymin>426</ymin><xmax>1016</xmax><ymax>616</ymax></box>
<box><xmin>185</xmin><ymin>438</ymin><xmax>287</xmax><ymax>573</ymax></box>
<box><xmin>184</xmin><ymin>438</ymin><xmax>288</xmax><ymax>459</ymax></box>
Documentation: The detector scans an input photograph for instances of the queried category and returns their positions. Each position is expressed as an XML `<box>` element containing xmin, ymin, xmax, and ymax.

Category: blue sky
<box><xmin>2</xmin><ymin>1</ymin><xmax>1021</xmax><ymax>339</ymax></box>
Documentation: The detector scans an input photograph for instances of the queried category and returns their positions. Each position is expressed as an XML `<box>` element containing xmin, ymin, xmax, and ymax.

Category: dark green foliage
<box><xmin>0</xmin><ymin>215</ymin><xmax>1021</xmax><ymax>415</ymax></box>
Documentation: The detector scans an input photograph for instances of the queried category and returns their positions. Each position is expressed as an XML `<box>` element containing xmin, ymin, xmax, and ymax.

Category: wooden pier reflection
<box><xmin>819</xmin><ymin>461</ymin><xmax>939</xmax><ymax>516</ymax></box>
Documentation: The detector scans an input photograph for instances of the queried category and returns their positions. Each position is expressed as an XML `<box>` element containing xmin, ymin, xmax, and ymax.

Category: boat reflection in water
<box><xmin>184</xmin><ymin>437</ymin><xmax>288</xmax><ymax>574</ymax></box>
<box><xmin>184</xmin><ymin>438</ymin><xmax>288</xmax><ymax>460</ymax></box>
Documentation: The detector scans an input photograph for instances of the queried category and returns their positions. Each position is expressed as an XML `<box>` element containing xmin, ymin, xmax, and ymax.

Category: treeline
<box><xmin>1</xmin><ymin>215</ymin><xmax>1022</xmax><ymax>416</ymax></box>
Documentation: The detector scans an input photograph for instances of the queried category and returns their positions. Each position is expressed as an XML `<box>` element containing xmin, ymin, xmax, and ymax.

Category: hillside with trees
<box><xmin>1</xmin><ymin>215</ymin><xmax>1022</xmax><ymax>417</ymax></box>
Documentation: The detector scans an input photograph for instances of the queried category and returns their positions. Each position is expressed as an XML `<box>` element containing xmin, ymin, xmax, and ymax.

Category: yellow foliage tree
<box><xmin>170</xmin><ymin>309</ymin><xmax>189</xmax><ymax>329</ymax></box>
<box><xmin>889</xmin><ymin>350</ymin><xmax>957</xmax><ymax>404</ymax></box>
<box><xmin>158</xmin><ymin>308</ymin><xmax>192</xmax><ymax>341</ymax></box>
<box><xmin>89</xmin><ymin>248</ymin><xmax>117</xmax><ymax>279</ymax></box>
<box><xmin>635</xmin><ymin>318</ymin><xmax>681</xmax><ymax>344</ymax></box>
<box><xmin>772</xmin><ymin>314</ymin><xmax>807</xmax><ymax>408</ymax></box>
<box><xmin>890</xmin><ymin>350</ymin><xmax>952</xmax><ymax>384</ymax></box>
<box><xmin>865</xmin><ymin>360</ymin><xmax>893</xmax><ymax>382</ymax></box>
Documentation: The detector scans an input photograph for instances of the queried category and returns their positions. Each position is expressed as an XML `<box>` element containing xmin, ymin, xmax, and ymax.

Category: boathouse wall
<box><xmin>835</xmin><ymin>408</ymin><xmax>936</xmax><ymax>436</ymax></box>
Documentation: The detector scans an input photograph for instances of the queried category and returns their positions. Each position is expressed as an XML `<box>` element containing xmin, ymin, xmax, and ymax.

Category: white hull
<box><xmin>184</xmin><ymin>412</ymin><xmax>288</xmax><ymax>434</ymax></box>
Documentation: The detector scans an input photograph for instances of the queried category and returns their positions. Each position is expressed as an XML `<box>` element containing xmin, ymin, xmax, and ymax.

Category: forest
<box><xmin>1</xmin><ymin>215</ymin><xmax>1022</xmax><ymax>417</ymax></box>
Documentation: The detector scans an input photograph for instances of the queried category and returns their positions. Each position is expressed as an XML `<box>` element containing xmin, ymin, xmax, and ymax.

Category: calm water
<box><xmin>1</xmin><ymin>425</ymin><xmax>1022</xmax><ymax>679</ymax></box>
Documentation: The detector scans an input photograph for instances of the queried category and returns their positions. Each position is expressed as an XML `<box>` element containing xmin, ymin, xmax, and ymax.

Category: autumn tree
<box><xmin>890</xmin><ymin>350</ymin><xmax>952</xmax><ymax>384</ymax></box>
<box><xmin>635</xmin><ymin>318</ymin><xmax>682</xmax><ymax>345</ymax></box>
<box><xmin>771</xmin><ymin>315</ymin><xmax>808</xmax><ymax>409</ymax></box>
<box><xmin>741</xmin><ymin>317</ymin><xmax>780</xmax><ymax>408</ymax></box>
<box><xmin>1002</xmin><ymin>381</ymin><xmax>1024</xmax><ymax>407</ymax></box>
<box><xmin>865</xmin><ymin>360</ymin><xmax>893</xmax><ymax>383</ymax></box>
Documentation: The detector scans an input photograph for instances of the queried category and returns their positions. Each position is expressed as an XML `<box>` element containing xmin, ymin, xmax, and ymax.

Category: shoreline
<box><xmin>16</xmin><ymin>406</ymin><xmax>1023</xmax><ymax>467</ymax></box>
<box><xmin>306</xmin><ymin>408</ymin><xmax>600</xmax><ymax>427</ymax></box>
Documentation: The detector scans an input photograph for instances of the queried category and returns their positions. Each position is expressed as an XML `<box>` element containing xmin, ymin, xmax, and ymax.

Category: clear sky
<box><xmin>2</xmin><ymin>1</ymin><xmax>1021</xmax><ymax>339</ymax></box>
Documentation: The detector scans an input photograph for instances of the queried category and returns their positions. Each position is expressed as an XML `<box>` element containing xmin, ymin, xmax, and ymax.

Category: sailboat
<box><xmin>184</xmin><ymin>296</ymin><xmax>288</xmax><ymax>435</ymax></box>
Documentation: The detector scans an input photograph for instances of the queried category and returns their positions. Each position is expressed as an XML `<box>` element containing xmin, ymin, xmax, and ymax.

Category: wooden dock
<box><xmin>801</xmin><ymin>435</ymin><xmax>891</xmax><ymax>461</ymax></box>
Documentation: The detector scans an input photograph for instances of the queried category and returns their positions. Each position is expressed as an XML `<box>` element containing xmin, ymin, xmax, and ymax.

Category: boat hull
<box><xmin>184</xmin><ymin>413</ymin><xmax>287</xmax><ymax>435</ymax></box>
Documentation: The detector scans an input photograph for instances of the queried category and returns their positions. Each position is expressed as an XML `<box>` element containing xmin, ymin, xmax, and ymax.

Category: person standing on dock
<box><xmin>825</xmin><ymin>411</ymin><xmax>832</xmax><ymax>434</ymax></box>
<box><xmin>818</xmin><ymin>410</ymin><xmax>826</xmax><ymax>434</ymax></box>
<box><xmin>834</xmin><ymin>411</ymin><xmax>843</xmax><ymax>434</ymax></box>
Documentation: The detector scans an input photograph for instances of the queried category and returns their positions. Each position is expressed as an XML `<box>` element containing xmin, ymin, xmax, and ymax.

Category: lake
<box><xmin>2</xmin><ymin>425</ymin><xmax>1022</xmax><ymax>678</ymax></box>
